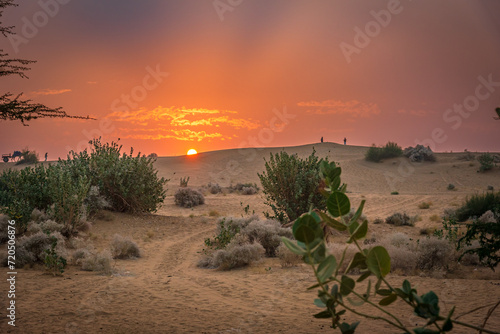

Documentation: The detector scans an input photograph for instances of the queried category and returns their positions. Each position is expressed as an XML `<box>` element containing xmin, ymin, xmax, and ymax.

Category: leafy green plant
<box><xmin>203</xmin><ymin>218</ymin><xmax>240</xmax><ymax>254</ymax></box>
<box><xmin>15</xmin><ymin>148</ymin><xmax>39</xmax><ymax>165</ymax></box>
<box><xmin>455</xmin><ymin>192</ymin><xmax>500</xmax><ymax>222</ymax></box>
<box><xmin>478</xmin><ymin>153</ymin><xmax>495</xmax><ymax>172</ymax></box>
<box><xmin>457</xmin><ymin>216</ymin><xmax>500</xmax><ymax>270</ymax></box>
<box><xmin>433</xmin><ymin>218</ymin><xmax>460</xmax><ymax>243</ymax></box>
<box><xmin>365</xmin><ymin>142</ymin><xmax>403</xmax><ymax>162</ymax></box>
<box><xmin>44</xmin><ymin>235</ymin><xmax>67</xmax><ymax>276</ymax></box>
<box><xmin>390</xmin><ymin>191</ymin><xmax>399</xmax><ymax>195</ymax></box>
<box><xmin>258</xmin><ymin>149</ymin><xmax>328</xmax><ymax>223</ymax></box>
<box><xmin>282</xmin><ymin>160</ymin><xmax>499</xmax><ymax>334</ymax></box>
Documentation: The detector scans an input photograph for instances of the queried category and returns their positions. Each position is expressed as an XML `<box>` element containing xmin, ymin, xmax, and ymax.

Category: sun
<box><xmin>187</xmin><ymin>149</ymin><xmax>198</xmax><ymax>156</ymax></box>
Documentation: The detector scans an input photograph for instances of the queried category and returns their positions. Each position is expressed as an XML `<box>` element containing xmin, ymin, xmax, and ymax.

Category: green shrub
<box><xmin>478</xmin><ymin>153</ymin><xmax>495</xmax><ymax>172</ymax></box>
<box><xmin>44</xmin><ymin>235</ymin><xmax>67</xmax><ymax>276</ymax></box>
<box><xmin>15</xmin><ymin>148</ymin><xmax>39</xmax><ymax>165</ymax></box>
<box><xmin>365</xmin><ymin>142</ymin><xmax>403</xmax><ymax>162</ymax></box>
<box><xmin>174</xmin><ymin>188</ymin><xmax>205</xmax><ymax>208</ymax></box>
<box><xmin>455</xmin><ymin>192</ymin><xmax>500</xmax><ymax>222</ymax></box>
<box><xmin>258</xmin><ymin>149</ymin><xmax>327</xmax><ymax>223</ymax></box>
<box><xmin>390</xmin><ymin>191</ymin><xmax>399</xmax><ymax>195</ymax></box>
<box><xmin>61</xmin><ymin>138</ymin><xmax>168</xmax><ymax>213</ymax></box>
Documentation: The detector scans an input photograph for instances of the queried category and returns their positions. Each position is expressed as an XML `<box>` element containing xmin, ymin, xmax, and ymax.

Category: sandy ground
<box><xmin>1</xmin><ymin>143</ymin><xmax>500</xmax><ymax>333</ymax></box>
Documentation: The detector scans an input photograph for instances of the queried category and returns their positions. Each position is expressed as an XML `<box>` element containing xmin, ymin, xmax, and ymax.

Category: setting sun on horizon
<box><xmin>187</xmin><ymin>149</ymin><xmax>198</xmax><ymax>156</ymax></box>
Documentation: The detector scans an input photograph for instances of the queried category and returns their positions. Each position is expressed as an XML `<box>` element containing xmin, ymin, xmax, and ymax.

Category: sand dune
<box><xmin>1</xmin><ymin>143</ymin><xmax>499</xmax><ymax>333</ymax></box>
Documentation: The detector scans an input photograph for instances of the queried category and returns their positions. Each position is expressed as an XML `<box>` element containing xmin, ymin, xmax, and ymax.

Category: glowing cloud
<box><xmin>297</xmin><ymin>99</ymin><xmax>381</xmax><ymax>117</ymax></box>
<box><xmin>30</xmin><ymin>88</ymin><xmax>72</xmax><ymax>96</ymax></box>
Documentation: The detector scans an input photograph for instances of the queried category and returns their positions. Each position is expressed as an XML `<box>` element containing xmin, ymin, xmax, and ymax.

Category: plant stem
<box><xmin>451</xmin><ymin>319</ymin><xmax>500</xmax><ymax>334</ymax></box>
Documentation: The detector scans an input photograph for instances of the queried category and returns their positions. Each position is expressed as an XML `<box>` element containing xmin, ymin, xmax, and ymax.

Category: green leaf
<box><xmin>349</xmin><ymin>200</ymin><xmax>366</xmax><ymax>225</ymax></box>
<box><xmin>327</xmin><ymin>191</ymin><xmax>351</xmax><ymax>217</ymax></box>
<box><xmin>379</xmin><ymin>293</ymin><xmax>398</xmax><ymax>306</ymax></box>
<box><xmin>347</xmin><ymin>296</ymin><xmax>365</xmax><ymax>306</ymax></box>
<box><xmin>348</xmin><ymin>219</ymin><xmax>368</xmax><ymax>243</ymax></box>
<box><xmin>357</xmin><ymin>270</ymin><xmax>371</xmax><ymax>282</ymax></box>
<box><xmin>313</xmin><ymin>310</ymin><xmax>332</xmax><ymax>319</ymax></box>
<box><xmin>413</xmin><ymin>328</ymin><xmax>440</xmax><ymax>334</ymax></box>
<box><xmin>281</xmin><ymin>237</ymin><xmax>306</xmax><ymax>255</ymax></box>
<box><xmin>403</xmin><ymin>280</ymin><xmax>411</xmax><ymax>294</ymax></box>
<box><xmin>366</xmin><ymin>246</ymin><xmax>391</xmax><ymax>279</ymax></box>
<box><xmin>317</xmin><ymin>255</ymin><xmax>337</xmax><ymax>283</ymax></box>
<box><xmin>314</xmin><ymin>298</ymin><xmax>326</xmax><ymax>308</ymax></box>
<box><xmin>318</xmin><ymin>211</ymin><xmax>347</xmax><ymax>231</ymax></box>
<box><xmin>340</xmin><ymin>275</ymin><xmax>355</xmax><ymax>296</ymax></box>
<box><xmin>304</xmin><ymin>243</ymin><xmax>326</xmax><ymax>264</ymax></box>
<box><xmin>345</xmin><ymin>252</ymin><xmax>367</xmax><ymax>273</ymax></box>
<box><xmin>294</xmin><ymin>225</ymin><xmax>316</xmax><ymax>244</ymax></box>
<box><xmin>376</xmin><ymin>289</ymin><xmax>392</xmax><ymax>296</ymax></box>
<box><xmin>442</xmin><ymin>306</ymin><xmax>454</xmax><ymax>332</ymax></box>
<box><xmin>339</xmin><ymin>321</ymin><xmax>359</xmax><ymax>334</ymax></box>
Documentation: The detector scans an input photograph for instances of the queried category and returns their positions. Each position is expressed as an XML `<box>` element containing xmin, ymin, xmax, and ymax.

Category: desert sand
<box><xmin>1</xmin><ymin>142</ymin><xmax>499</xmax><ymax>334</ymax></box>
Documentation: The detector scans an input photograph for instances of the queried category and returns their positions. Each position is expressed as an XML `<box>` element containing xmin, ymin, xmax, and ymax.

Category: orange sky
<box><xmin>1</xmin><ymin>0</ymin><xmax>499</xmax><ymax>158</ymax></box>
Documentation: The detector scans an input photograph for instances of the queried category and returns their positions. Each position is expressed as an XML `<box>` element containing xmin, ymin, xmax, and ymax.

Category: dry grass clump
<box><xmin>429</xmin><ymin>214</ymin><xmax>440</xmax><ymax>222</ymax></box>
<box><xmin>372</xmin><ymin>218</ymin><xmax>383</xmax><ymax>224</ymax></box>
<box><xmin>206</xmin><ymin>182</ymin><xmax>222</xmax><ymax>194</ymax></box>
<box><xmin>388</xmin><ymin>232</ymin><xmax>411</xmax><ymax>247</ymax></box>
<box><xmin>241</xmin><ymin>186</ymin><xmax>258</xmax><ymax>195</ymax></box>
<box><xmin>201</xmin><ymin>240</ymin><xmax>265</xmax><ymax>270</ymax></box>
<box><xmin>276</xmin><ymin>243</ymin><xmax>302</xmax><ymax>268</ymax></box>
<box><xmin>30</xmin><ymin>208</ymin><xmax>48</xmax><ymax>222</ymax></box>
<box><xmin>13</xmin><ymin>231</ymin><xmax>66</xmax><ymax>267</ymax></box>
<box><xmin>110</xmin><ymin>234</ymin><xmax>141</xmax><ymax>259</ymax></box>
<box><xmin>385</xmin><ymin>212</ymin><xmax>414</xmax><ymax>226</ymax></box>
<box><xmin>199</xmin><ymin>215</ymin><xmax>292</xmax><ymax>270</ymax></box>
<box><xmin>79</xmin><ymin>250</ymin><xmax>113</xmax><ymax>274</ymax></box>
<box><xmin>342</xmin><ymin>208</ymin><xmax>367</xmax><ymax>224</ymax></box>
<box><xmin>243</xmin><ymin>219</ymin><xmax>293</xmax><ymax>257</ymax></box>
<box><xmin>418</xmin><ymin>201</ymin><xmax>432</xmax><ymax>209</ymax></box>
<box><xmin>416</xmin><ymin>237</ymin><xmax>453</xmax><ymax>271</ymax></box>
<box><xmin>174</xmin><ymin>188</ymin><xmax>205</xmax><ymax>208</ymax></box>
<box><xmin>442</xmin><ymin>208</ymin><xmax>457</xmax><ymax>220</ymax></box>
<box><xmin>478</xmin><ymin>210</ymin><xmax>497</xmax><ymax>224</ymax></box>
<box><xmin>208</xmin><ymin>210</ymin><xmax>220</xmax><ymax>217</ymax></box>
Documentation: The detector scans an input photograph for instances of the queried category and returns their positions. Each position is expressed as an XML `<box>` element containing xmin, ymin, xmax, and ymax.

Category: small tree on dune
<box><xmin>0</xmin><ymin>0</ymin><xmax>94</xmax><ymax>125</ymax></box>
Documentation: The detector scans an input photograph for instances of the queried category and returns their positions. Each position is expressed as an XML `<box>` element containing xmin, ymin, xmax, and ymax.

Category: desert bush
<box><xmin>242</xmin><ymin>219</ymin><xmax>293</xmax><ymax>257</ymax></box>
<box><xmin>79</xmin><ymin>250</ymin><xmax>113</xmax><ymax>274</ymax></box>
<box><xmin>342</xmin><ymin>208</ymin><xmax>367</xmax><ymax>224</ymax></box>
<box><xmin>30</xmin><ymin>209</ymin><xmax>48</xmax><ymax>223</ymax></box>
<box><xmin>44</xmin><ymin>235</ymin><xmax>67</xmax><ymax>276</ymax></box>
<box><xmin>390</xmin><ymin>191</ymin><xmax>399</xmax><ymax>195</ymax></box>
<box><xmin>416</xmin><ymin>237</ymin><xmax>453</xmax><ymax>271</ymax></box>
<box><xmin>258</xmin><ymin>149</ymin><xmax>327</xmax><ymax>223</ymax></box>
<box><xmin>180</xmin><ymin>176</ymin><xmax>190</xmax><ymax>187</ymax></box>
<box><xmin>384</xmin><ymin>244</ymin><xmax>418</xmax><ymax>274</ymax></box>
<box><xmin>455</xmin><ymin>191</ymin><xmax>500</xmax><ymax>221</ymax></box>
<box><xmin>207</xmin><ymin>182</ymin><xmax>222</xmax><ymax>194</ymax></box>
<box><xmin>110</xmin><ymin>234</ymin><xmax>141</xmax><ymax>259</ymax></box>
<box><xmin>276</xmin><ymin>243</ymin><xmax>302</xmax><ymax>268</ymax></box>
<box><xmin>488</xmin><ymin>185</ymin><xmax>494</xmax><ymax>191</ymax></box>
<box><xmin>15</xmin><ymin>148</ymin><xmax>39</xmax><ymax>165</ymax></box>
<box><xmin>148</xmin><ymin>153</ymin><xmax>158</xmax><ymax>158</ymax></box>
<box><xmin>210</xmin><ymin>241</ymin><xmax>265</xmax><ymax>270</ymax></box>
<box><xmin>372</xmin><ymin>218</ymin><xmax>383</xmax><ymax>224</ymax></box>
<box><xmin>457</xmin><ymin>213</ymin><xmax>500</xmax><ymax>270</ymax></box>
<box><xmin>85</xmin><ymin>186</ymin><xmax>111</xmax><ymax>217</ymax></box>
<box><xmin>387</xmin><ymin>232</ymin><xmax>410</xmax><ymax>248</ymax></box>
<box><xmin>229</xmin><ymin>183</ymin><xmax>259</xmax><ymax>193</ymax></box>
<box><xmin>385</xmin><ymin>212</ymin><xmax>414</xmax><ymax>226</ymax></box>
<box><xmin>478</xmin><ymin>210</ymin><xmax>497</xmax><ymax>224</ymax></box>
<box><xmin>208</xmin><ymin>210</ymin><xmax>220</xmax><ymax>217</ymax></box>
<box><xmin>72</xmin><ymin>247</ymin><xmax>92</xmax><ymax>263</ymax></box>
<box><xmin>13</xmin><ymin>231</ymin><xmax>65</xmax><ymax>267</ymax></box>
<box><xmin>39</xmin><ymin>220</ymin><xmax>64</xmax><ymax>233</ymax></box>
<box><xmin>365</xmin><ymin>142</ymin><xmax>403</xmax><ymax>162</ymax></box>
<box><xmin>241</xmin><ymin>186</ymin><xmax>257</xmax><ymax>195</ymax></box>
<box><xmin>442</xmin><ymin>208</ymin><xmax>457</xmax><ymax>220</ymax></box>
<box><xmin>478</xmin><ymin>153</ymin><xmax>495</xmax><ymax>172</ymax></box>
<box><xmin>447</xmin><ymin>183</ymin><xmax>455</xmax><ymax>191</ymax></box>
<box><xmin>403</xmin><ymin>145</ymin><xmax>436</xmax><ymax>162</ymax></box>
<box><xmin>418</xmin><ymin>201</ymin><xmax>432</xmax><ymax>209</ymax></box>
<box><xmin>60</xmin><ymin>138</ymin><xmax>168</xmax><ymax>213</ymax></box>
<box><xmin>174</xmin><ymin>188</ymin><xmax>205</xmax><ymax>208</ymax></box>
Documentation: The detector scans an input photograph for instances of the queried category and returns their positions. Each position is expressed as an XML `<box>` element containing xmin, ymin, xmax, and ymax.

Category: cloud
<box><xmin>117</xmin><ymin>128</ymin><xmax>222</xmax><ymax>141</ymax></box>
<box><xmin>397</xmin><ymin>109</ymin><xmax>433</xmax><ymax>117</ymax></box>
<box><xmin>106</xmin><ymin>106</ymin><xmax>260</xmax><ymax>142</ymax></box>
<box><xmin>87</xmin><ymin>81</ymin><xmax>98</xmax><ymax>85</ymax></box>
<box><xmin>30</xmin><ymin>88</ymin><xmax>72</xmax><ymax>96</ymax></box>
<box><xmin>297</xmin><ymin>99</ymin><xmax>381</xmax><ymax>117</ymax></box>
<box><xmin>107</xmin><ymin>106</ymin><xmax>260</xmax><ymax>129</ymax></box>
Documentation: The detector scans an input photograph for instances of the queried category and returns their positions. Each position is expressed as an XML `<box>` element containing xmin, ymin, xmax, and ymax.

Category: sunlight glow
<box><xmin>187</xmin><ymin>149</ymin><xmax>198</xmax><ymax>155</ymax></box>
